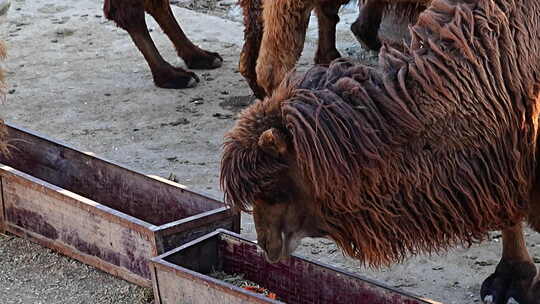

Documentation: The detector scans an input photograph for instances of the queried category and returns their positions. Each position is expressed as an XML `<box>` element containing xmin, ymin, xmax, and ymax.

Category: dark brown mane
<box><xmin>222</xmin><ymin>0</ymin><xmax>540</xmax><ymax>267</ymax></box>
<box><xmin>220</xmin><ymin>81</ymin><xmax>297</xmax><ymax>212</ymax></box>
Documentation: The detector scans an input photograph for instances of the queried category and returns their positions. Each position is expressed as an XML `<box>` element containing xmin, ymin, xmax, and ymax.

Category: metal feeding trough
<box><xmin>0</xmin><ymin>123</ymin><xmax>240</xmax><ymax>287</ymax></box>
<box><xmin>150</xmin><ymin>229</ymin><xmax>440</xmax><ymax>304</ymax></box>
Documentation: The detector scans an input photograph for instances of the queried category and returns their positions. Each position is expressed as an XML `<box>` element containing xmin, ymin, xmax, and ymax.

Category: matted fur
<box><xmin>221</xmin><ymin>82</ymin><xmax>296</xmax><ymax>212</ymax></box>
<box><xmin>222</xmin><ymin>0</ymin><xmax>540</xmax><ymax>267</ymax></box>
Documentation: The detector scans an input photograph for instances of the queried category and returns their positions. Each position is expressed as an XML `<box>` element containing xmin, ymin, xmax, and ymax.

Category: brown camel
<box><xmin>104</xmin><ymin>0</ymin><xmax>223</xmax><ymax>89</ymax></box>
<box><xmin>221</xmin><ymin>0</ymin><xmax>540</xmax><ymax>303</ymax></box>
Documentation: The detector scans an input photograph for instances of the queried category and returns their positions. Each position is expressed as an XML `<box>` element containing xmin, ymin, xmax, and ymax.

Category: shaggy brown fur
<box><xmin>238</xmin><ymin>0</ymin><xmax>266</xmax><ymax>98</ymax></box>
<box><xmin>239</xmin><ymin>0</ymin><xmax>427</xmax><ymax>98</ymax></box>
<box><xmin>103</xmin><ymin>0</ymin><xmax>222</xmax><ymax>89</ymax></box>
<box><xmin>223</xmin><ymin>0</ymin><xmax>540</xmax><ymax>301</ymax></box>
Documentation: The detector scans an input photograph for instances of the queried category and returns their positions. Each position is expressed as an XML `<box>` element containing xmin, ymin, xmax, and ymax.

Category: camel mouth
<box><xmin>263</xmin><ymin>232</ymin><xmax>303</xmax><ymax>264</ymax></box>
<box><xmin>258</xmin><ymin>232</ymin><xmax>296</xmax><ymax>264</ymax></box>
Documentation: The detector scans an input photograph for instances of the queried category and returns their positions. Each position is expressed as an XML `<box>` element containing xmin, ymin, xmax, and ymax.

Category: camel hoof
<box><xmin>185</xmin><ymin>51</ymin><xmax>223</xmax><ymax>70</ymax></box>
<box><xmin>210</xmin><ymin>57</ymin><xmax>223</xmax><ymax>68</ymax></box>
<box><xmin>483</xmin><ymin>295</ymin><xmax>522</xmax><ymax>304</ymax></box>
<box><xmin>154</xmin><ymin>68</ymin><xmax>200</xmax><ymax>89</ymax></box>
<box><xmin>481</xmin><ymin>260</ymin><xmax>536</xmax><ymax>304</ymax></box>
<box><xmin>185</xmin><ymin>77</ymin><xmax>198</xmax><ymax>88</ymax></box>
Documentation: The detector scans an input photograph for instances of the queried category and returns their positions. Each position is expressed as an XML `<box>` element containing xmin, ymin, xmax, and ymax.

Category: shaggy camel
<box><xmin>103</xmin><ymin>0</ymin><xmax>223</xmax><ymax>89</ymax></box>
<box><xmin>221</xmin><ymin>0</ymin><xmax>540</xmax><ymax>303</ymax></box>
<box><xmin>239</xmin><ymin>0</ymin><xmax>428</xmax><ymax>98</ymax></box>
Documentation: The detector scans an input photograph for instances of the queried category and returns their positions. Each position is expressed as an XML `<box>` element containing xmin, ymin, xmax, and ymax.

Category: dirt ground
<box><xmin>2</xmin><ymin>0</ymin><xmax>540</xmax><ymax>303</ymax></box>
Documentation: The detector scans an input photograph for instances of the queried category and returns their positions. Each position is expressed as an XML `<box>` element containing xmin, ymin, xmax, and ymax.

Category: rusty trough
<box><xmin>151</xmin><ymin>229</ymin><xmax>440</xmax><ymax>304</ymax></box>
<box><xmin>0</xmin><ymin>123</ymin><xmax>240</xmax><ymax>287</ymax></box>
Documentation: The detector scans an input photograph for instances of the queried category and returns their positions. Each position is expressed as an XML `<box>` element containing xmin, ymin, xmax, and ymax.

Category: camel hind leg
<box><xmin>144</xmin><ymin>0</ymin><xmax>222</xmax><ymax>70</ymax></box>
<box><xmin>314</xmin><ymin>1</ymin><xmax>347</xmax><ymax>65</ymax></box>
<box><xmin>256</xmin><ymin>0</ymin><xmax>313</xmax><ymax>95</ymax></box>
<box><xmin>103</xmin><ymin>0</ymin><xmax>198</xmax><ymax>88</ymax></box>
<box><xmin>238</xmin><ymin>0</ymin><xmax>266</xmax><ymax>99</ymax></box>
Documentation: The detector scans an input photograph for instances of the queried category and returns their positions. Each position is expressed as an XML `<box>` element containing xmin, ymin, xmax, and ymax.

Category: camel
<box><xmin>221</xmin><ymin>0</ymin><xmax>540</xmax><ymax>303</ymax></box>
<box><xmin>104</xmin><ymin>0</ymin><xmax>223</xmax><ymax>89</ymax></box>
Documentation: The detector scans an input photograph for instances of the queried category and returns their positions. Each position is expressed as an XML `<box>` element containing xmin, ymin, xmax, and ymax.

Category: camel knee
<box><xmin>351</xmin><ymin>0</ymin><xmax>385</xmax><ymax>51</ymax></box>
<box><xmin>142</xmin><ymin>0</ymin><xmax>169</xmax><ymax>18</ymax></box>
<box><xmin>239</xmin><ymin>49</ymin><xmax>266</xmax><ymax>99</ymax></box>
<box><xmin>103</xmin><ymin>0</ymin><xmax>145</xmax><ymax>31</ymax></box>
<box><xmin>255</xmin><ymin>0</ymin><xmax>310</xmax><ymax>95</ymax></box>
<box><xmin>256</xmin><ymin>61</ymin><xmax>282</xmax><ymax>97</ymax></box>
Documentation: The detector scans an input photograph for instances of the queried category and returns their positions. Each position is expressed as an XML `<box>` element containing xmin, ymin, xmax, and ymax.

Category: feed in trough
<box><xmin>209</xmin><ymin>270</ymin><xmax>278</xmax><ymax>300</ymax></box>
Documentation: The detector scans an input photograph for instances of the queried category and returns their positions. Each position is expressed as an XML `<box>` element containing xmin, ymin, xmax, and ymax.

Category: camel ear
<box><xmin>258</xmin><ymin>128</ymin><xmax>288</xmax><ymax>157</ymax></box>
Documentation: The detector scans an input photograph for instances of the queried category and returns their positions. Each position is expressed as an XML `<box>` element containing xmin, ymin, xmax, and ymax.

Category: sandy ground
<box><xmin>2</xmin><ymin>0</ymin><xmax>540</xmax><ymax>303</ymax></box>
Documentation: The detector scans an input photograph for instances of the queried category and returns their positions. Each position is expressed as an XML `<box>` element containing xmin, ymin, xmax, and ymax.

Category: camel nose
<box><xmin>256</xmin><ymin>239</ymin><xmax>281</xmax><ymax>264</ymax></box>
<box><xmin>263</xmin><ymin>249</ymin><xmax>282</xmax><ymax>264</ymax></box>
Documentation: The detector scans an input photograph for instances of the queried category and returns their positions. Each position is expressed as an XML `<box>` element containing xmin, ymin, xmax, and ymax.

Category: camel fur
<box><xmin>239</xmin><ymin>0</ymin><xmax>428</xmax><ymax>98</ymax></box>
<box><xmin>222</xmin><ymin>0</ymin><xmax>540</xmax><ymax>302</ymax></box>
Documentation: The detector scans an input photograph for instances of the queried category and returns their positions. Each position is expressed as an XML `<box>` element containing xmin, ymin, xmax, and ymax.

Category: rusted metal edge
<box><xmin>6</xmin><ymin>223</ymin><xmax>152</xmax><ymax>287</ymax></box>
<box><xmin>152</xmin><ymin>229</ymin><xmax>442</xmax><ymax>304</ymax></box>
<box><xmin>152</xmin><ymin>207</ymin><xmax>237</xmax><ymax>234</ymax></box>
<box><xmin>146</xmin><ymin>174</ymin><xmax>223</xmax><ymax>203</ymax></box>
<box><xmin>150</xmin><ymin>259</ymin><xmax>163</xmax><ymax>304</ymax></box>
<box><xmin>5</xmin><ymin>122</ymin><xmax>227</xmax><ymax>207</ymax></box>
<box><xmin>0</xmin><ymin>164</ymin><xmax>155</xmax><ymax>235</ymax></box>
<box><xmin>153</xmin><ymin>229</ymin><xmax>223</xmax><ymax>260</ymax></box>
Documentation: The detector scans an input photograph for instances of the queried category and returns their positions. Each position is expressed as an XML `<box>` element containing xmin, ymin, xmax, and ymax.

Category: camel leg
<box><xmin>145</xmin><ymin>0</ymin><xmax>222</xmax><ymax>70</ymax></box>
<box><xmin>103</xmin><ymin>0</ymin><xmax>198</xmax><ymax>89</ymax></box>
<box><xmin>239</xmin><ymin>0</ymin><xmax>266</xmax><ymax>99</ymax></box>
<box><xmin>314</xmin><ymin>1</ymin><xmax>344</xmax><ymax>65</ymax></box>
<box><xmin>527</xmin><ymin>150</ymin><xmax>540</xmax><ymax>232</ymax></box>
<box><xmin>480</xmin><ymin>224</ymin><xmax>539</xmax><ymax>304</ymax></box>
<box><xmin>256</xmin><ymin>0</ymin><xmax>313</xmax><ymax>95</ymax></box>
<box><xmin>350</xmin><ymin>0</ymin><xmax>385</xmax><ymax>51</ymax></box>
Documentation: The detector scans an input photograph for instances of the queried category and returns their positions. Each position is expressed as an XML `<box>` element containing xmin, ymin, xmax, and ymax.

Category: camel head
<box><xmin>220</xmin><ymin>88</ymin><xmax>329</xmax><ymax>263</ymax></box>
